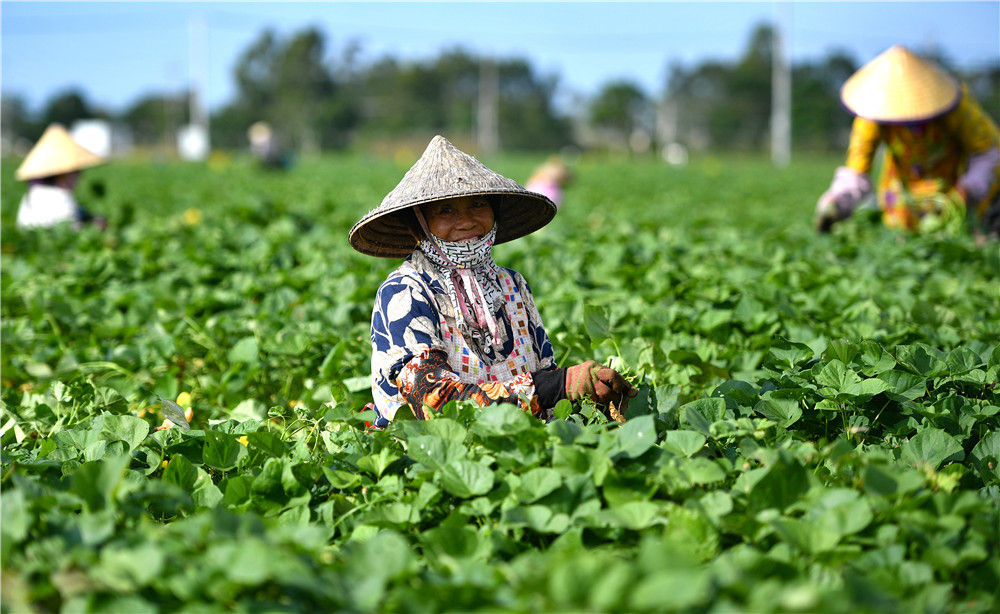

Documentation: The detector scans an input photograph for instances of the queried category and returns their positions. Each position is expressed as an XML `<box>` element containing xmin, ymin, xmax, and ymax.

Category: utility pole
<box><xmin>180</xmin><ymin>14</ymin><xmax>210</xmax><ymax>160</ymax></box>
<box><xmin>189</xmin><ymin>14</ymin><xmax>209</xmax><ymax>130</ymax></box>
<box><xmin>477</xmin><ymin>55</ymin><xmax>499</xmax><ymax>153</ymax></box>
<box><xmin>770</xmin><ymin>1</ymin><xmax>791</xmax><ymax>167</ymax></box>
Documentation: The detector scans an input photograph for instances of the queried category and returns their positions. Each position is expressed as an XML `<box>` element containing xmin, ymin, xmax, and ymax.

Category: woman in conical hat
<box><xmin>815</xmin><ymin>45</ymin><xmax>1000</xmax><ymax>236</ymax></box>
<box><xmin>15</xmin><ymin>124</ymin><xmax>105</xmax><ymax>230</ymax></box>
<box><xmin>351</xmin><ymin>135</ymin><xmax>635</xmax><ymax>428</ymax></box>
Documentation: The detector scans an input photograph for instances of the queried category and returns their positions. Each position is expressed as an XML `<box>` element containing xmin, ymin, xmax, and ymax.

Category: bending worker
<box><xmin>816</xmin><ymin>45</ymin><xmax>999</xmax><ymax>237</ymax></box>
<box><xmin>15</xmin><ymin>124</ymin><xmax>106</xmax><ymax>230</ymax></box>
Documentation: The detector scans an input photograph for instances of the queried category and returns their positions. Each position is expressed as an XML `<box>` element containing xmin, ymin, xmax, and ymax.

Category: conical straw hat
<box><xmin>350</xmin><ymin>135</ymin><xmax>557</xmax><ymax>257</ymax></box>
<box><xmin>15</xmin><ymin>124</ymin><xmax>104</xmax><ymax>181</ymax></box>
<box><xmin>840</xmin><ymin>45</ymin><xmax>960</xmax><ymax>123</ymax></box>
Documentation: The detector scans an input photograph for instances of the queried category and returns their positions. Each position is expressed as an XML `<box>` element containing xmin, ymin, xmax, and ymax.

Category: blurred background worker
<box><xmin>247</xmin><ymin>121</ymin><xmax>293</xmax><ymax>170</ymax></box>
<box><xmin>525</xmin><ymin>156</ymin><xmax>573</xmax><ymax>209</ymax></box>
<box><xmin>815</xmin><ymin>45</ymin><xmax>1000</xmax><ymax>237</ymax></box>
<box><xmin>15</xmin><ymin>124</ymin><xmax>107</xmax><ymax>230</ymax></box>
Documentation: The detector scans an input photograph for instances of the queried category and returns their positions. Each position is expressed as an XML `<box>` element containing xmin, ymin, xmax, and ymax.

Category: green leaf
<box><xmin>679</xmin><ymin>398</ymin><xmax>726</xmax><ymax>436</ymax></box>
<box><xmin>71</xmin><ymin>455</ymin><xmax>130</xmax><ymax>512</ymax></box>
<box><xmin>439</xmin><ymin>460</ymin><xmax>494</xmax><ymax>498</ymax></box>
<box><xmin>583</xmin><ymin>303</ymin><xmax>611</xmax><ymax>341</ymax></box>
<box><xmin>101</xmin><ymin>414</ymin><xmax>150</xmax><ymax>450</ymax></box>
<box><xmin>611</xmin><ymin>414</ymin><xmax>656</xmax><ymax>459</ymax></box>
<box><xmin>604</xmin><ymin>501</ymin><xmax>663</xmax><ymax>530</ymax></box>
<box><xmin>661</xmin><ymin>430</ymin><xmax>706</xmax><ymax>457</ymax></box>
<box><xmin>515</xmin><ymin>468</ymin><xmax>562</xmax><ymax>503</ymax></box>
<box><xmin>203</xmin><ymin>430</ymin><xmax>244</xmax><ymax>471</ymax></box>
<box><xmin>357</xmin><ymin>447</ymin><xmax>400</xmax><ymax>478</ymax></box>
<box><xmin>678</xmin><ymin>457</ymin><xmax>726</xmax><ymax>485</ymax></box>
<box><xmin>407</xmin><ymin>435</ymin><xmax>466</xmax><ymax>471</ymax></box>
<box><xmin>631</xmin><ymin>568</ymin><xmax>710</xmax><ymax>610</ymax></box>
<box><xmin>246</xmin><ymin>430</ymin><xmax>286</xmax><ymax>457</ymax></box>
<box><xmin>501</xmin><ymin>505</ymin><xmax>569</xmax><ymax>533</ymax></box>
<box><xmin>747</xmin><ymin>452</ymin><xmax>809</xmax><ymax>513</ymax></box>
<box><xmin>753</xmin><ymin>391</ymin><xmax>802</xmax><ymax>429</ymax></box>
<box><xmin>420</xmin><ymin>418</ymin><xmax>467</xmax><ymax>442</ymax></box>
<box><xmin>97</xmin><ymin>543</ymin><xmax>164</xmax><ymax>591</ymax></box>
<box><xmin>322</xmin><ymin>466</ymin><xmax>361</xmax><ymax>490</ymax></box>
<box><xmin>223</xmin><ymin>475</ymin><xmax>252</xmax><ymax>507</ymax></box>
<box><xmin>859</xmin><ymin>340</ymin><xmax>896</xmax><ymax>375</ymax></box>
<box><xmin>228</xmin><ymin>336</ymin><xmax>260</xmax><ymax>366</ymax></box>
<box><xmin>472</xmin><ymin>404</ymin><xmax>532</xmax><ymax>437</ymax></box>
<box><xmin>231</xmin><ymin>399</ymin><xmax>266</xmax><ymax>422</ymax></box>
<box><xmin>970</xmin><ymin>431</ymin><xmax>1000</xmax><ymax>483</ymax></box>
<box><xmin>552</xmin><ymin>398</ymin><xmax>573</xmax><ymax>420</ymax></box>
<box><xmin>900</xmin><ymin>428</ymin><xmax>965</xmax><ymax>469</ymax></box>
<box><xmin>162</xmin><ymin>455</ymin><xmax>198</xmax><ymax>492</ymax></box>
<box><xmin>0</xmin><ymin>489</ymin><xmax>30</xmax><ymax>545</ymax></box>
<box><xmin>158</xmin><ymin>397</ymin><xmax>190</xmax><ymax>430</ymax></box>
<box><xmin>880</xmin><ymin>370</ymin><xmax>927</xmax><ymax>401</ymax></box>
<box><xmin>900</xmin><ymin>428</ymin><xmax>964</xmax><ymax>469</ymax></box>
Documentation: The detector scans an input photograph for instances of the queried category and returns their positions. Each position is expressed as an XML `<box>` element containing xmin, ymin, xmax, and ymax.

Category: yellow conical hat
<box><xmin>15</xmin><ymin>124</ymin><xmax>104</xmax><ymax>181</ymax></box>
<box><xmin>840</xmin><ymin>45</ymin><xmax>960</xmax><ymax>123</ymax></box>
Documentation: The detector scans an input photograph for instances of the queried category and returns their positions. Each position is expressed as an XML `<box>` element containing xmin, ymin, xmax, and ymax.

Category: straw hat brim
<box><xmin>349</xmin><ymin>135</ymin><xmax>557</xmax><ymax>258</ymax></box>
<box><xmin>15</xmin><ymin>124</ymin><xmax>104</xmax><ymax>181</ymax></box>
<box><xmin>840</xmin><ymin>45</ymin><xmax>960</xmax><ymax>123</ymax></box>
<box><xmin>350</xmin><ymin>189</ymin><xmax>556</xmax><ymax>258</ymax></box>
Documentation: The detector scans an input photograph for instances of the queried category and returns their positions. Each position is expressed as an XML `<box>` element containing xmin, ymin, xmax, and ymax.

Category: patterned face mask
<box><xmin>415</xmin><ymin>209</ymin><xmax>504</xmax><ymax>346</ymax></box>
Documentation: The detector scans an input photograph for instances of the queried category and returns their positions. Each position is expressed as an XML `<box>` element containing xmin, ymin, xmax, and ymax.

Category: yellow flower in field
<box><xmin>238</xmin><ymin>435</ymin><xmax>249</xmax><ymax>446</ymax></box>
<box><xmin>176</xmin><ymin>392</ymin><xmax>192</xmax><ymax>407</ymax></box>
<box><xmin>182</xmin><ymin>208</ymin><xmax>203</xmax><ymax>226</ymax></box>
<box><xmin>162</xmin><ymin>460</ymin><xmax>169</xmax><ymax>469</ymax></box>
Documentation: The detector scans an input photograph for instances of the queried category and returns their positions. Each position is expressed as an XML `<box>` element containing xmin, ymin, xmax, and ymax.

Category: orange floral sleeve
<box><xmin>845</xmin><ymin>116</ymin><xmax>882</xmax><ymax>175</ymax></box>
<box><xmin>395</xmin><ymin>349</ymin><xmax>548</xmax><ymax>420</ymax></box>
<box><xmin>945</xmin><ymin>85</ymin><xmax>1000</xmax><ymax>154</ymax></box>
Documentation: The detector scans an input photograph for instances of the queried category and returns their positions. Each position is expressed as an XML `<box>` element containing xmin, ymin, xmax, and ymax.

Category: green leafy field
<box><xmin>2</xmin><ymin>154</ymin><xmax>999</xmax><ymax>613</ymax></box>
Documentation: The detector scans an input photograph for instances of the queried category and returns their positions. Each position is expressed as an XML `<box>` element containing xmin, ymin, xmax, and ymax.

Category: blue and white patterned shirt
<box><xmin>370</xmin><ymin>249</ymin><xmax>556</xmax><ymax>426</ymax></box>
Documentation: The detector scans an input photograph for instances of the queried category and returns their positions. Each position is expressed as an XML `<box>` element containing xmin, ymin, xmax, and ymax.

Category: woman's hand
<box><xmin>565</xmin><ymin>361</ymin><xmax>638</xmax><ymax>412</ymax></box>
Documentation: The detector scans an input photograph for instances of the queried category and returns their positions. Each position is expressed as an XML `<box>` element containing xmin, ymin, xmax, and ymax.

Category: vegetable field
<box><xmin>2</xmin><ymin>154</ymin><xmax>999</xmax><ymax>613</ymax></box>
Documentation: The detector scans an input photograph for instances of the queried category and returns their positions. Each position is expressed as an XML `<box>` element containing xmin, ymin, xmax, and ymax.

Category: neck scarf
<box><xmin>415</xmin><ymin>210</ymin><xmax>504</xmax><ymax>347</ymax></box>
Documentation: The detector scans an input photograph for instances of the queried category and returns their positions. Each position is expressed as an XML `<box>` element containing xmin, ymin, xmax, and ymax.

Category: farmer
<box><xmin>525</xmin><ymin>156</ymin><xmax>572</xmax><ymax>209</ymax></box>
<box><xmin>15</xmin><ymin>124</ymin><xmax>106</xmax><ymax>230</ymax></box>
<box><xmin>815</xmin><ymin>45</ymin><xmax>1000</xmax><ymax>236</ymax></box>
<box><xmin>350</xmin><ymin>135</ymin><xmax>636</xmax><ymax>428</ymax></box>
<box><xmin>247</xmin><ymin>121</ymin><xmax>293</xmax><ymax>170</ymax></box>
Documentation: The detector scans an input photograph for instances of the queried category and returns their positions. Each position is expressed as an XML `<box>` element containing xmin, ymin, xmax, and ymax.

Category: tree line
<box><xmin>3</xmin><ymin>24</ymin><xmax>997</xmax><ymax>155</ymax></box>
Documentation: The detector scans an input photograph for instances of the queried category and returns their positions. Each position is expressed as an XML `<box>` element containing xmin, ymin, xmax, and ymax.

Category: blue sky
<box><xmin>2</xmin><ymin>2</ymin><xmax>998</xmax><ymax>113</ymax></box>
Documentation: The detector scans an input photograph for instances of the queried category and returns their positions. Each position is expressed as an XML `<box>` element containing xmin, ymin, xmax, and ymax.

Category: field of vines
<box><xmin>2</xmin><ymin>152</ymin><xmax>999</xmax><ymax>613</ymax></box>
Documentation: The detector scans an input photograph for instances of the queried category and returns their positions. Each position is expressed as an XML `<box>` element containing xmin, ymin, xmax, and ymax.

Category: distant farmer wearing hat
<box><xmin>815</xmin><ymin>45</ymin><xmax>1000</xmax><ymax>236</ymax></box>
<box><xmin>350</xmin><ymin>136</ymin><xmax>636</xmax><ymax>428</ymax></box>
<box><xmin>15</xmin><ymin>124</ymin><xmax>106</xmax><ymax>230</ymax></box>
<box><xmin>525</xmin><ymin>156</ymin><xmax>573</xmax><ymax>209</ymax></box>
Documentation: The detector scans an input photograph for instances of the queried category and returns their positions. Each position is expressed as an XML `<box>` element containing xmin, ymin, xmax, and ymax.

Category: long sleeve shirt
<box><xmin>369</xmin><ymin>249</ymin><xmax>558</xmax><ymax>427</ymax></box>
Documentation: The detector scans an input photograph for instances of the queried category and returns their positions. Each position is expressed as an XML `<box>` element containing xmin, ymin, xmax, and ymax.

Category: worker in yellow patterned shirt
<box><xmin>815</xmin><ymin>46</ymin><xmax>1000</xmax><ymax>238</ymax></box>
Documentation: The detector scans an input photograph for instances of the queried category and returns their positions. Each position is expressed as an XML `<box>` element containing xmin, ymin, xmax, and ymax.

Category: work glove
<box><xmin>958</xmin><ymin>147</ymin><xmax>999</xmax><ymax>207</ymax></box>
<box><xmin>815</xmin><ymin>167</ymin><xmax>872</xmax><ymax>233</ymax></box>
<box><xmin>565</xmin><ymin>361</ymin><xmax>638</xmax><ymax>421</ymax></box>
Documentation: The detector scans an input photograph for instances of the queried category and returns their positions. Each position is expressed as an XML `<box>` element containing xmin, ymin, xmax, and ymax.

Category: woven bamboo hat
<box><xmin>840</xmin><ymin>45</ymin><xmax>960</xmax><ymax>123</ymax></box>
<box><xmin>350</xmin><ymin>135</ymin><xmax>556</xmax><ymax>257</ymax></box>
<box><xmin>15</xmin><ymin>124</ymin><xmax>104</xmax><ymax>181</ymax></box>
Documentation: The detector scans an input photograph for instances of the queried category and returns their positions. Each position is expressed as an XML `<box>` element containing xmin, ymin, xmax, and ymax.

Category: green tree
<box><xmin>215</xmin><ymin>27</ymin><xmax>358</xmax><ymax>152</ymax></box>
<box><xmin>589</xmin><ymin>81</ymin><xmax>650</xmax><ymax>143</ymax></box>
<box><xmin>39</xmin><ymin>89</ymin><xmax>104</xmax><ymax>129</ymax></box>
<box><xmin>1</xmin><ymin>95</ymin><xmax>39</xmax><ymax>146</ymax></box>
<box><xmin>121</xmin><ymin>93</ymin><xmax>189</xmax><ymax>146</ymax></box>
<box><xmin>354</xmin><ymin>48</ymin><xmax>571</xmax><ymax>151</ymax></box>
